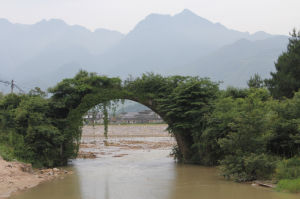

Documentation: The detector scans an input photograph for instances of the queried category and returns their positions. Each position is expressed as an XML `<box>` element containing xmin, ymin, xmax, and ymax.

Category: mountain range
<box><xmin>0</xmin><ymin>9</ymin><xmax>289</xmax><ymax>92</ymax></box>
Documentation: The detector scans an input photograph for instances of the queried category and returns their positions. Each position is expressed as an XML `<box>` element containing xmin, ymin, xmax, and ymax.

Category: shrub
<box><xmin>0</xmin><ymin>93</ymin><xmax>65</xmax><ymax>167</ymax></box>
<box><xmin>0</xmin><ymin>144</ymin><xmax>14</xmax><ymax>161</ymax></box>
<box><xmin>220</xmin><ymin>153</ymin><xmax>277</xmax><ymax>182</ymax></box>
<box><xmin>268</xmin><ymin>92</ymin><xmax>300</xmax><ymax>158</ymax></box>
<box><xmin>276</xmin><ymin>178</ymin><xmax>300</xmax><ymax>193</ymax></box>
<box><xmin>171</xmin><ymin>145</ymin><xmax>183</xmax><ymax>162</ymax></box>
<box><xmin>276</xmin><ymin>157</ymin><xmax>300</xmax><ymax>180</ymax></box>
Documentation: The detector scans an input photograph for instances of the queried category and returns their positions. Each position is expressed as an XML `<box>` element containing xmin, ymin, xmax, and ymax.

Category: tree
<box><xmin>215</xmin><ymin>89</ymin><xmax>276</xmax><ymax>181</ymax></box>
<box><xmin>266</xmin><ymin>29</ymin><xmax>300</xmax><ymax>98</ymax></box>
<box><xmin>29</xmin><ymin>87</ymin><xmax>47</xmax><ymax>97</ymax></box>
<box><xmin>247</xmin><ymin>74</ymin><xmax>264</xmax><ymax>88</ymax></box>
<box><xmin>267</xmin><ymin>91</ymin><xmax>300</xmax><ymax>158</ymax></box>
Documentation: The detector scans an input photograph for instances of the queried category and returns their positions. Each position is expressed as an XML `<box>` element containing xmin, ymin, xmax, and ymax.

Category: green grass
<box><xmin>276</xmin><ymin>157</ymin><xmax>300</xmax><ymax>180</ymax></box>
<box><xmin>0</xmin><ymin>144</ymin><xmax>15</xmax><ymax>161</ymax></box>
<box><xmin>276</xmin><ymin>178</ymin><xmax>300</xmax><ymax>193</ymax></box>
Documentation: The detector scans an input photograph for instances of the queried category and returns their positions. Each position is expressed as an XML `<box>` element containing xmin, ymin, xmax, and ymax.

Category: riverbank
<box><xmin>0</xmin><ymin>157</ymin><xmax>72</xmax><ymax>199</ymax></box>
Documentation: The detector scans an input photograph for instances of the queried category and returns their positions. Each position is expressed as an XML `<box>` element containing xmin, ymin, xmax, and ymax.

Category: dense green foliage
<box><xmin>204</xmin><ymin>88</ymin><xmax>300</xmax><ymax>182</ymax></box>
<box><xmin>276</xmin><ymin>157</ymin><xmax>300</xmax><ymax>180</ymax></box>
<box><xmin>247</xmin><ymin>73</ymin><xmax>265</xmax><ymax>88</ymax></box>
<box><xmin>266</xmin><ymin>29</ymin><xmax>300</xmax><ymax>98</ymax></box>
<box><xmin>0</xmin><ymin>93</ymin><xmax>62</xmax><ymax>167</ymax></box>
<box><xmin>208</xmin><ymin>89</ymin><xmax>277</xmax><ymax>180</ymax></box>
<box><xmin>276</xmin><ymin>178</ymin><xmax>300</xmax><ymax>193</ymax></box>
<box><xmin>156</xmin><ymin>77</ymin><xmax>219</xmax><ymax>162</ymax></box>
<box><xmin>268</xmin><ymin>92</ymin><xmax>300</xmax><ymax>158</ymax></box>
<box><xmin>275</xmin><ymin>157</ymin><xmax>300</xmax><ymax>193</ymax></box>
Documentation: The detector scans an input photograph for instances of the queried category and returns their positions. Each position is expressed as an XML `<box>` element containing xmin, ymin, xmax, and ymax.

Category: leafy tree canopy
<box><xmin>266</xmin><ymin>29</ymin><xmax>300</xmax><ymax>98</ymax></box>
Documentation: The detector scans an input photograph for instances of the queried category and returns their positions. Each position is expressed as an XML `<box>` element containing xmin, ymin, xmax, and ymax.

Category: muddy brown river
<box><xmin>9</xmin><ymin>125</ymin><xmax>300</xmax><ymax>199</ymax></box>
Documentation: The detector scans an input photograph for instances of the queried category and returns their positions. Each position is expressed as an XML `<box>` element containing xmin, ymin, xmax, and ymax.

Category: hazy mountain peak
<box><xmin>132</xmin><ymin>9</ymin><xmax>214</xmax><ymax>33</ymax></box>
<box><xmin>250</xmin><ymin>31</ymin><xmax>273</xmax><ymax>40</ymax></box>
<box><xmin>130</xmin><ymin>13</ymin><xmax>171</xmax><ymax>32</ymax></box>
<box><xmin>35</xmin><ymin>18</ymin><xmax>67</xmax><ymax>27</ymax></box>
<box><xmin>176</xmin><ymin>9</ymin><xmax>197</xmax><ymax>17</ymax></box>
<box><xmin>144</xmin><ymin>13</ymin><xmax>171</xmax><ymax>21</ymax></box>
<box><xmin>174</xmin><ymin>9</ymin><xmax>211</xmax><ymax>24</ymax></box>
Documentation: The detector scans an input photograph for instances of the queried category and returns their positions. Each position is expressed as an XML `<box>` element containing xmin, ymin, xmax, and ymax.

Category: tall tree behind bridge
<box><xmin>266</xmin><ymin>29</ymin><xmax>300</xmax><ymax>98</ymax></box>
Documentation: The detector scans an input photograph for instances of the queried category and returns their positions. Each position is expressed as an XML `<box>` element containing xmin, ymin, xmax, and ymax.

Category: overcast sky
<box><xmin>0</xmin><ymin>0</ymin><xmax>299</xmax><ymax>35</ymax></box>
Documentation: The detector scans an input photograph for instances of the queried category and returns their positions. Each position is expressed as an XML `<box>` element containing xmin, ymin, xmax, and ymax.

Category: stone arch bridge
<box><xmin>49</xmin><ymin>71</ymin><xmax>218</xmax><ymax>165</ymax></box>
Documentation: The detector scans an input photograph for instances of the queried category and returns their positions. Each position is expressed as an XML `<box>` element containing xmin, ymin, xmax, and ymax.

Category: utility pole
<box><xmin>11</xmin><ymin>80</ymin><xmax>14</xmax><ymax>94</ymax></box>
<box><xmin>0</xmin><ymin>79</ymin><xmax>24</xmax><ymax>94</ymax></box>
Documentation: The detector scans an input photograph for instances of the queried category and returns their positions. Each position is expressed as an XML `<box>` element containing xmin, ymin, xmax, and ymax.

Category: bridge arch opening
<box><xmin>69</xmin><ymin>95</ymin><xmax>181</xmax><ymax>162</ymax></box>
<box><xmin>79</xmin><ymin>100</ymin><xmax>173</xmax><ymax>159</ymax></box>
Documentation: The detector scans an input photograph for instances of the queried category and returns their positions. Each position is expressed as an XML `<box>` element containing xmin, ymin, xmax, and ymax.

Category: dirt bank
<box><xmin>0</xmin><ymin>157</ymin><xmax>72</xmax><ymax>199</ymax></box>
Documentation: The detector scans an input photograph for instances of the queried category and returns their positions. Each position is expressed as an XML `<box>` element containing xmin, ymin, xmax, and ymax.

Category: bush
<box><xmin>267</xmin><ymin>92</ymin><xmax>300</xmax><ymax>158</ymax></box>
<box><xmin>276</xmin><ymin>157</ymin><xmax>300</xmax><ymax>180</ymax></box>
<box><xmin>0</xmin><ymin>144</ymin><xmax>14</xmax><ymax>161</ymax></box>
<box><xmin>266</xmin><ymin>29</ymin><xmax>300</xmax><ymax>99</ymax></box>
<box><xmin>0</xmin><ymin>130</ymin><xmax>20</xmax><ymax>161</ymax></box>
<box><xmin>171</xmin><ymin>145</ymin><xmax>183</xmax><ymax>162</ymax></box>
<box><xmin>276</xmin><ymin>178</ymin><xmax>300</xmax><ymax>193</ymax></box>
<box><xmin>0</xmin><ymin>93</ymin><xmax>65</xmax><ymax>167</ymax></box>
<box><xmin>212</xmin><ymin>89</ymin><xmax>277</xmax><ymax>181</ymax></box>
<box><xmin>220</xmin><ymin>153</ymin><xmax>277</xmax><ymax>182</ymax></box>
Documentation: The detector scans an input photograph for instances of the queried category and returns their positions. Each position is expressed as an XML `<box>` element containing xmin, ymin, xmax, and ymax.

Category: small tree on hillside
<box><xmin>265</xmin><ymin>29</ymin><xmax>300</xmax><ymax>98</ymax></box>
<box><xmin>247</xmin><ymin>74</ymin><xmax>264</xmax><ymax>88</ymax></box>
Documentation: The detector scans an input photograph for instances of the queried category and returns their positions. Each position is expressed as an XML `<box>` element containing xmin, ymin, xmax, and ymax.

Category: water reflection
<box><xmin>75</xmin><ymin>150</ymin><xmax>175</xmax><ymax>199</ymax></box>
<box><xmin>104</xmin><ymin>174</ymin><xmax>110</xmax><ymax>199</ymax></box>
<box><xmin>10</xmin><ymin>167</ymin><xmax>81</xmax><ymax>199</ymax></box>
<box><xmin>10</xmin><ymin>150</ymin><xmax>300</xmax><ymax>199</ymax></box>
<box><xmin>168</xmin><ymin>165</ymin><xmax>299</xmax><ymax>199</ymax></box>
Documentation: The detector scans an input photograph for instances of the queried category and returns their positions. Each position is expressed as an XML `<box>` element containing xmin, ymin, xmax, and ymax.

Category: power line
<box><xmin>0</xmin><ymin>79</ymin><xmax>25</xmax><ymax>94</ymax></box>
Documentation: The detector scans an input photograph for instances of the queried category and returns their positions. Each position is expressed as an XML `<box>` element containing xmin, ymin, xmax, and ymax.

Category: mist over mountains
<box><xmin>0</xmin><ymin>9</ymin><xmax>289</xmax><ymax>91</ymax></box>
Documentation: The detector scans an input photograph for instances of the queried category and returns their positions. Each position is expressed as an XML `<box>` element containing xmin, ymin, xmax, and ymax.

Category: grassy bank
<box><xmin>0</xmin><ymin>144</ymin><xmax>14</xmax><ymax>161</ymax></box>
<box><xmin>276</xmin><ymin>178</ymin><xmax>300</xmax><ymax>193</ymax></box>
<box><xmin>274</xmin><ymin>157</ymin><xmax>300</xmax><ymax>193</ymax></box>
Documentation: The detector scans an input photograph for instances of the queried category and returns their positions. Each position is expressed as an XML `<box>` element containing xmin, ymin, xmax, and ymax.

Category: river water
<box><xmin>9</xmin><ymin>125</ymin><xmax>300</xmax><ymax>199</ymax></box>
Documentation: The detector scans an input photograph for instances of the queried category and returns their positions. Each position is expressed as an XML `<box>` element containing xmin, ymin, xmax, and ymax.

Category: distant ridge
<box><xmin>0</xmin><ymin>9</ymin><xmax>288</xmax><ymax>91</ymax></box>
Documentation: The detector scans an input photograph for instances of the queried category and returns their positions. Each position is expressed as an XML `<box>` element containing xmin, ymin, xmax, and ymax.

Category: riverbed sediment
<box><xmin>78</xmin><ymin>124</ymin><xmax>174</xmax><ymax>158</ymax></box>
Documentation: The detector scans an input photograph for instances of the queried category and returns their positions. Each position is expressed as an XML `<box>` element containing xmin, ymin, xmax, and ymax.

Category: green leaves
<box><xmin>0</xmin><ymin>91</ymin><xmax>65</xmax><ymax>167</ymax></box>
<box><xmin>266</xmin><ymin>29</ymin><xmax>300</xmax><ymax>98</ymax></box>
<box><xmin>201</xmin><ymin>88</ymin><xmax>277</xmax><ymax>179</ymax></box>
<box><xmin>267</xmin><ymin>91</ymin><xmax>300</xmax><ymax>158</ymax></box>
<box><xmin>220</xmin><ymin>153</ymin><xmax>277</xmax><ymax>182</ymax></box>
<box><xmin>276</xmin><ymin>157</ymin><xmax>300</xmax><ymax>180</ymax></box>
